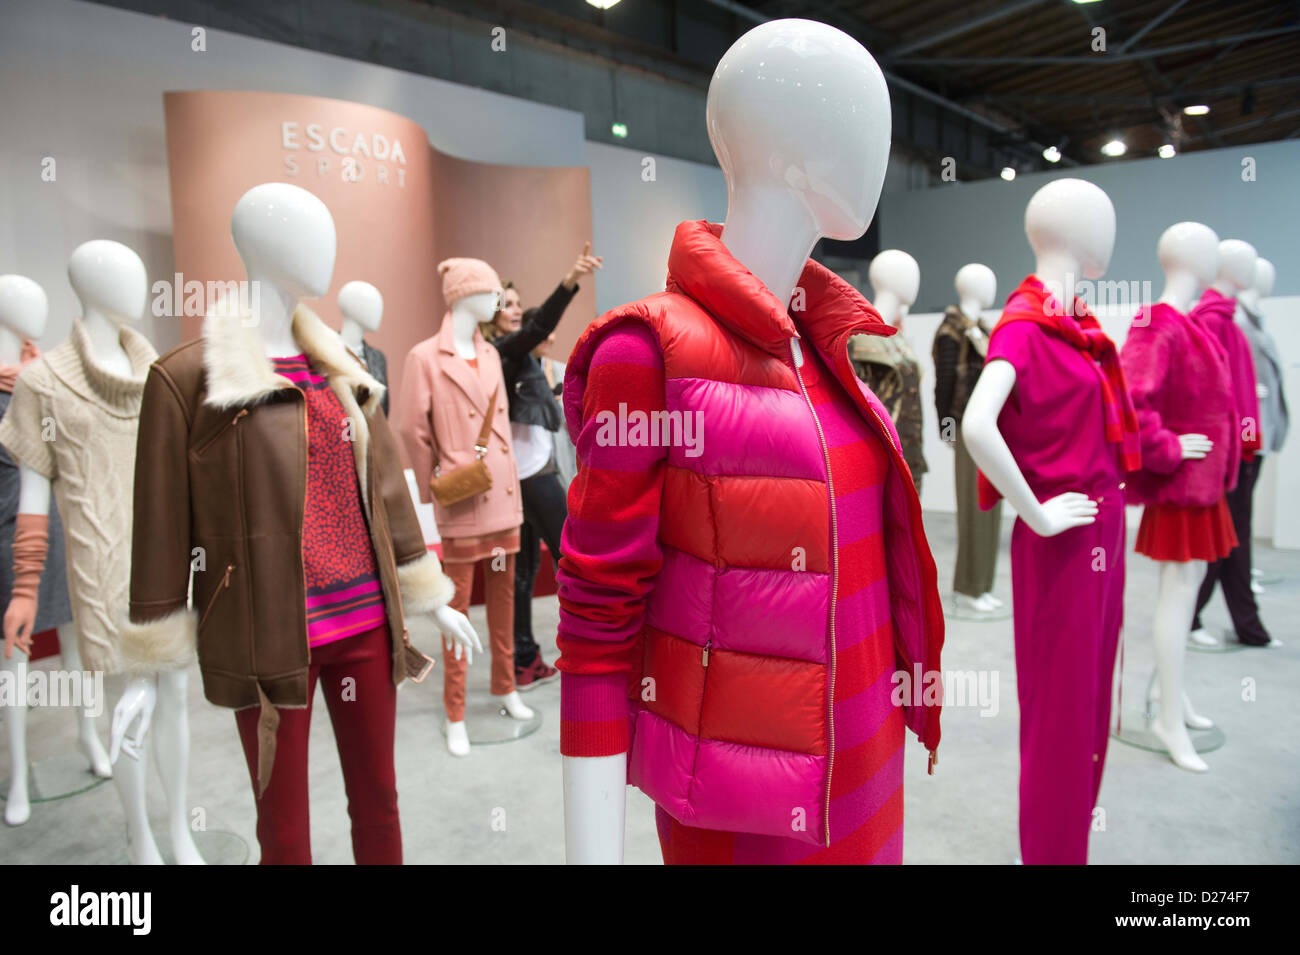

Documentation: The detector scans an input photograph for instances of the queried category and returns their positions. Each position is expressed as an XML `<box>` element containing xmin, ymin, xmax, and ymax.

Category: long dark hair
<box><xmin>481</xmin><ymin>279</ymin><xmax>517</xmax><ymax>342</ymax></box>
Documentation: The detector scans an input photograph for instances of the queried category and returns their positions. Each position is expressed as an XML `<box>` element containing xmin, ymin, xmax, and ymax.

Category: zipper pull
<box><xmin>701</xmin><ymin>643</ymin><xmax>710</xmax><ymax>667</ymax></box>
<box><xmin>928</xmin><ymin>748</ymin><xmax>938</xmax><ymax>775</ymax></box>
<box><xmin>233</xmin><ymin>409</ymin><xmax>249</xmax><ymax>425</ymax></box>
<box><xmin>789</xmin><ymin>336</ymin><xmax>804</xmax><ymax>368</ymax></box>
<box><xmin>221</xmin><ymin>564</ymin><xmax>234</xmax><ymax>588</ymax></box>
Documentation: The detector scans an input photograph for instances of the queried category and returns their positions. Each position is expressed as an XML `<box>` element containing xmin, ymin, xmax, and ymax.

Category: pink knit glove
<box><xmin>4</xmin><ymin>513</ymin><xmax>49</xmax><ymax>659</ymax></box>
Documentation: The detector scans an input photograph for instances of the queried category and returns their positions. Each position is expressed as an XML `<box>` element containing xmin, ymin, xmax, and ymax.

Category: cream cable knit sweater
<box><xmin>0</xmin><ymin>319</ymin><xmax>156</xmax><ymax>673</ymax></box>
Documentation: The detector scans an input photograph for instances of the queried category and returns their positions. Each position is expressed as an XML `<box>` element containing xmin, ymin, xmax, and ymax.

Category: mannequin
<box><xmin>0</xmin><ymin>274</ymin><xmax>110</xmax><ymax>828</ymax></box>
<box><xmin>337</xmin><ymin>280</ymin><xmax>389</xmax><ymax>415</ymax></box>
<box><xmin>562</xmin><ymin>19</ymin><xmax>942</xmax><ymax>865</ymax></box>
<box><xmin>962</xmin><ymin>178</ymin><xmax>1136</xmax><ymax>864</ymax></box>
<box><xmin>116</xmin><ymin>183</ymin><xmax>478</xmax><ymax>865</ymax></box>
<box><xmin>935</xmin><ymin>263</ymin><xmax>1003</xmax><ymax>614</ymax></box>
<box><xmin>853</xmin><ymin>250</ymin><xmax>928</xmax><ymax>493</ymax></box>
<box><xmin>447</xmin><ymin>287</ymin><xmax>534</xmax><ymax>751</ymax></box>
<box><xmin>396</xmin><ymin>262</ymin><xmax>535</xmax><ymax>760</ymax></box>
<box><xmin>1187</xmin><ymin>240</ymin><xmax>1276</xmax><ymax>649</ymax></box>
<box><xmin>1121</xmin><ymin>222</ymin><xmax>1236</xmax><ymax>773</ymax></box>
<box><xmin>0</xmin><ymin>243</ymin><xmax>192</xmax><ymax>862</ymax></box>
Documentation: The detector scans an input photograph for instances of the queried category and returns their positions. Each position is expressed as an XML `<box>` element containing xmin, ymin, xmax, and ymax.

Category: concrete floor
<box><xmin>2</xmin><ymin>510</ymin><xmax>1297</xmax><ymax>864</ymax></box>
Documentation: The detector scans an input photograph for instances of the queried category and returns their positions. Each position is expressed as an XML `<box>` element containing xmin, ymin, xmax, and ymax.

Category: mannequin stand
<box><xmin>105</xmin><ymin>828</ymin><xmax>248</xmax><ymax>865</ymax></box>
<box><xmin>1112</xmin><ymin>710</ymin><xmax>1226</xmax><ymax>757</ymax></box>
<box><xmin>438</xmin><ymin>689</ymin><xmax>543</xmax><ymax>745</ymax></box>
<box><xmin>0</xmin><ymin>751</ymin><xmax>109</xmax><ymax>808</ymax></box>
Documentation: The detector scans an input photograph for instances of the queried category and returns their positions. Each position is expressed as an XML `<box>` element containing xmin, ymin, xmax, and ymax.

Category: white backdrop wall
<box><xmin>879</xmin><ymin>140</ymin><xmax>1300</xmax><ymax>313</ymax></box>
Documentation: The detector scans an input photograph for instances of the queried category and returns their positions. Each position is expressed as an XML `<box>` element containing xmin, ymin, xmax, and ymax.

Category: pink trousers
<box><xmin>1011</xmin><ymin>495</ymin><xmax>1124</xmax><ymax>865</ymax></box>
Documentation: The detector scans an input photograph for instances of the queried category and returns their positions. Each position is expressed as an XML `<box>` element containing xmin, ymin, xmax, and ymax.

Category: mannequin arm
<box><xmin>494</xmin><ymin>283</ymin><xmax>578</xmax><ymax>361</ymax></box>
<box><xmin>962</xmin><ymin>360</ymin><xmax>1097</xmax><ymax>537</ymax></box>
<box><xmin>562</xmin><ymin>753</ymin><xmax>627</xmax><ymax>864</ymax></box>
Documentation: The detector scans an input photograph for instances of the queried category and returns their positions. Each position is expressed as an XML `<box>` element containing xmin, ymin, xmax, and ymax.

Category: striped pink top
<box><xmin>273</xmin><ymin>355</ymin><xmax>386</xmax><ymax>648</ymax></box>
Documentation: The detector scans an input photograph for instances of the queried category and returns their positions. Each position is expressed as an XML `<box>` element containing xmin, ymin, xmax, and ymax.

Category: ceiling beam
<box><xmin>892</xmin><ymin>25</ymin><xmax>1300</xmax><ymax>66</ymax></box>
<box><xmin>885</xmin><ymin>0</ymin><xmax>1050</xmax><ymax>58</ymax></box>
<box><xmin>1117</xmin><ymin>0</ymin><xmax>1190</xmax><ymax>54</ymax></box>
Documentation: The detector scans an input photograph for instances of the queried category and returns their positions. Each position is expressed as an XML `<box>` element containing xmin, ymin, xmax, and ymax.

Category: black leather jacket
<box><xmin>492</xmin><ymin>282</ymin><xmax>577</xmax><ymax>432</ymax></box>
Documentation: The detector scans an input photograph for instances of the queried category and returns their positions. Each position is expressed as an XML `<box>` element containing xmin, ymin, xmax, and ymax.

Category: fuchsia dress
<box><xmin>985</xmin><ymin>284</ymin><xmax>1128</xmax><ymax>866</ymax></box>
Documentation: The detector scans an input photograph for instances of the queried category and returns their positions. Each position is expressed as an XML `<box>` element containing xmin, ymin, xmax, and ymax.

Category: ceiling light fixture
<box><xmin>586</xmin><ymin>0</ymin><xmax>622</xmax><ymax>9</ymax></box>
<box><xmin>1101</xmin><ymin>138</ymin><xmax>1127</xmax><ymax>157</ymax></box>
<box><xmin>1158</xmin><ymin>144</ymin><xmax>1176</xmax><ymax>159</ymax></box>
<box><xmin>1000</xmin><ymin>166</ymin><xmax>1016</xmax><ymax>181</ymax></box>
<box><xmin>1183</xmin><ymin>104</ymin><xmax>1211</xmax><ymax>116</ymax></box>
<box><xmin>611</xmin><ymin>122</ymin><xmax>628</xmax><ymax>139</ymax></box>
<box><xmin>1042</xmin><ymin>145</ymin><xmax>1061</xmax><ymax>163</ymax></box>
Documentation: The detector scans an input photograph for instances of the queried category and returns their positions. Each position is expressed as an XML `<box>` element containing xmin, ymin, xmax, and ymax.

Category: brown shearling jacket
<box><xmin>123</xmin><ymin>303</ymin><xmax>455</xmax><ymax>790</ymax></box>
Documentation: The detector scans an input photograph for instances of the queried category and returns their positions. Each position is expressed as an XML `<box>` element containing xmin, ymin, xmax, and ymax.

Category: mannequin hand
<box><xmin>1178</xmin><ymin>433</ymin><xmax>1213</xmax><ymax>460</ymax></box>
<box><xmin>435</xmin><ymin>605</ymin><xmax>483</xmax><ymax>664</ymax></box>
<box><xmin>109</xmin><ymin>677</ymin><xmax>158</xmax><ymax>764</ymax></box>
<box><xmin>3</xmin><ymin>599</ymin><xmax>37</xmax><ymax>659</ymax></box>
<box><xmin>1028</xmin><ymin>492</ymin><xmax>1098</xmax><ymax>537</ymax></box>
<box><xmin>563</xmin><ymin>241</ymin><xmax>603</xmax><ymax>289</ymax></box>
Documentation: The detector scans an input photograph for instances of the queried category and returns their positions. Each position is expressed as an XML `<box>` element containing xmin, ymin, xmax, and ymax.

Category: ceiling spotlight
<box><xmin>1000</xmin><ymin>166</ymin><xmax>1017</xmax><ymax>181</ymax></box>
<box><xmin>1071</xmin><ymin>0</ymin><xmax>1103</xmax><ymax>4</ymax></box>
<box><xmin>1101</xmin><ymin>138</ymin><xmax>1127</xmax><ymax>157</ymax></box>
<box><xmin>1183</xmin><ymin>104</ymin><xmax>1210</xmax><ymax>116</ymax></box>
<box><xmin>1042</xmin><ymin>145</ymin><xmax>1061</xmax><ymax>163</ymax></box>
<box><xmin>611</xmin><ymin>122</ymin><xmax>628</xmax><ymax>139</ymax></box>
<box><xmin>586</xmin><ymin>0</ymin><xmax>622</xmax><ymax>8</ymax></box>
<box><xmin>1158</xmin><ymin>144</ymin><xmax>1176</xmax><ymax>159</ymax></box>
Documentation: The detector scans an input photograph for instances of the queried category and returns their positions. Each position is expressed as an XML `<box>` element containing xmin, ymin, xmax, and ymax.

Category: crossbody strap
<box><xmin>474</xmin><ymin>385</ymin><xmax>499</xmax><ymax>457</ymax></box>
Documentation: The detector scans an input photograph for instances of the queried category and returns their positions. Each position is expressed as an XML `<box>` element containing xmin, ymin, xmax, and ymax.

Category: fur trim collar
<box><xmin>201</xmin><ymin>298</ymin><xmax>384</xmax><ymax>412</ymax></box>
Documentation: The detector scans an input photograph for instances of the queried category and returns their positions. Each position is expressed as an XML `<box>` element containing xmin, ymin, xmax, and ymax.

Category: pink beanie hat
<box><xmin>437</xmin><ymin>257</ymin><xmax>501</xmax><ymax>306</ymax></box>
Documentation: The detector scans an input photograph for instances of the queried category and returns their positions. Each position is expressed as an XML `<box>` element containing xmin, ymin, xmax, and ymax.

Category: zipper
<box><xmin>833</xmin><ymin>330</ymin><xmax>939</xmax><ymax>772</ymax></box>
<box><xmin>790</xmin><ymin>335</ymin><xmax>837</xmax><ymax>848</ymax></box>
<box><xmin>194</xmin><ymin>408</ymin><xmax>248</xmax><ymax>456</ymax></box>
<box><xmin>199</xmin><ymin>563</ymin><xmax>234</xmax><ymax>630</ymax></box>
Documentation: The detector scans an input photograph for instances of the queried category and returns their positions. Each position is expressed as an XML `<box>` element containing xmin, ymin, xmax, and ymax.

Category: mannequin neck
<box><xmin>1210</xmin><ymin>277</ymin><xmax>1238</xmax><ymax>297</ymax></box>
<box><xmin>958</xmin><ymin>297</ymin><xmax>985</xmax><ymax>321</ymax></box>
<box><xmin>247</xmin><ymin>272</ymin><xmax>301</xmax><ymax>357</ymax></box>
<box><xmin>81</xmin><ymin>308</ymin><xmax>129</xmax><ymax>365</ymax></box>
<box><xmin>1238</xmin><ymin>289</ymin><xmax>1260</xmax><ymax>312</ymax></box>
<box><xmin>719</xmin><ymin>186</ymin><xmax>819</xmax><ymax>313</ymax></box>
<box><xmin>1033</xmin><ymin>249</ymin><xmax>1084</xmax><ymax>311</ymax></box>
<box><xmin>1157</xmin><ymin>269</ymin><xmax>1200</xmax><ymax>314</ymax></box>
<box><xmin>0</xmin><ymin>326</ymin><xmax>23</xmax><ymax>365</ymax></box>
<box><xmin>339</xmin><ymin>317</ymin><xmax>364</xmax><ymax>355</ymax></box>
<box><xmin>449</xmin><ymin>304</ymin><xmax>480</xmax><ymax>359</ymax></box>
<box><xmin>874</xmin><ymin>290</ymin><xmax>903</xmax><ymax>327</ymax></box>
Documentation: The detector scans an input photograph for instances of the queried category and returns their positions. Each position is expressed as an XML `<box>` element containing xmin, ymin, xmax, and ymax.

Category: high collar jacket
<box><xmin>123</xmin><ymin>301</ymin><xmax>455</xmax><ymax>781</ymax></box>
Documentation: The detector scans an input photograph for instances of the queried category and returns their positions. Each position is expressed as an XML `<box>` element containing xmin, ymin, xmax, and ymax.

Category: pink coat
<box><xmin>394</xmin><ymin>314</ymin><xmax>523</xmax><ymax>539</ymax></box>
<box><xmin>1119</xmin><ymin>302</ymin><xmax>1237</xmax><ymax>507</ymax></box>
<box><xmin>1193</xmin><ymin>287</ymin><xmax>1263</xmax><ymax>455</ymax></box>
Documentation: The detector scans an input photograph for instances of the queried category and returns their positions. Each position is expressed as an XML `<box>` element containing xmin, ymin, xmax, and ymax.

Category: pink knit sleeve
<box><xmin>556</xmin><ymin>321</ymin><xmax>667</xmax><ymax>758</ymax></box>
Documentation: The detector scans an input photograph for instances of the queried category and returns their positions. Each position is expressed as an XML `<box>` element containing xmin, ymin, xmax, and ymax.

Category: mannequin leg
<box><xmin>57</xmin><ymin>627</ymin><xmax>111</xmax><ymax>778</ymax></box>
<box><xmin>319</xmin><ymin>625</ymin><xmax>401</xmax><ymax>864</ymax></box>
<box><xmin>108</xmin><ymin>673</ymin><xmax>164</xmax><ymax>864</ymax></box>
<box><xmin>152</xmin><ymin>668</ymin><xmax>204</xmax><ymax>864</ymax></box>
<box><xmin>440</xmin><ymin>560</ymin><xmax>476</xmax><ymax>724</ymax></box>
<box><xmin>486</xmin><ymin>553</ymin><xmax>533</xmax><ymax>719</ymax></box>
<box><xmin>513</xmin><ymin>520</ymin><xmax>541</xmax><ymax>668</ymax></box>
<box><xmin>1012</xmin><ymin>504</ymin><xmax>1119</xmax><ymax>865</ymax></box>
<box><xmin>1217</xmin><ymin>459</ymin><xmax>1270</xmax><ymax>644</ymax></box>
<box><xmin>3</xmin><ymin>648</ymin><xmax>30</xmax><ymax>826</ymax></box>
<box><xmin>1150</xmin><ymin>560</ymin><xmax>1210</xmax><ymax>772</ymax></box>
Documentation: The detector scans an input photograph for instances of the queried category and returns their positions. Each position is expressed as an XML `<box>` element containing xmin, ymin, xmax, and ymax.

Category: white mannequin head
<box><xmin>451</xmin><ymin>290</ymin><xmax>500</xmax><ymax>325</ymax></box>
<box><xmin>67</xmin><ymin>240</ymin><xmax>147</xmax><ymax>327</ymax></box>
<box><xmin>1255</xmin><ymin>258</ymin><xmax>1276</xmax><ymax>297</ymax></box>
<box><xmin>1156</xmin><ymin>222</ymin><xmax>1218</xmax><ymax>314</ymax></box>
<box><xmin>1025</xmin><ymin>179</ymin><xmax>1116</xmax><ymax>292</ymax></box>
<box><xmin>868</xmin><ymin>249</ymin><xmax>919</xmax><ymax>326</ymax></box>
<box><xmin>955</xmin><ymin>264</ymin><xmax>996</xmax><ymax>316</ymax></box>
<box><xmin>709</xmin><ymin>19</ymin><xmax>890</xmax><ymax>241</ymax></box>
<box><xmin>0</xmin><ymin>274</ymin><xmax>49</xmax><ymax>342</ymax></box>
<box><xmin>338</xmin><ymin>280</ymin><xmax>383</xmax><ymax>333</ymax></box>
<box><xmin>1212</xmin><ymin>239</ymin><xmax>1257</xmax><ymax>296</ymax></box>
<box><xmin>231</xmin><ymin>183</ymin><xmax>336</xmax><ymax>303</ymax></box>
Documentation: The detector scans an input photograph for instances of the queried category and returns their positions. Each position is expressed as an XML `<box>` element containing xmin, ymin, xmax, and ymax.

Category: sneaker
<box><xmin>515</xmin><ymin>654</ymin><xmax>559</xmax><ymax>691</ymax></box>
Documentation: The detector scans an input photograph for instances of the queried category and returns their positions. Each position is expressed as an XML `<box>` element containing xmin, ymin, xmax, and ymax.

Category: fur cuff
<box><xmin>396</xmin><ymin>551</ymin><xmax>456</xmax><ymax>617</ymax></box>
<box><xmin>119</xmin><ymin>608</ymin><xmax>198</xmax><ymax>676</ymax></box>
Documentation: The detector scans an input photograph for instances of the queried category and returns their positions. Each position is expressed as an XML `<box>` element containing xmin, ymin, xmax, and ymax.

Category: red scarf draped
<box><xmin>977</xmin><ymin>276</ymin><xmax>1142</xmax><ymax>509</ymax></box>
<box><xmin>0</xmin><ymin>340</ymin><xmax>39</xmax><ymax>394</ymax></box>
